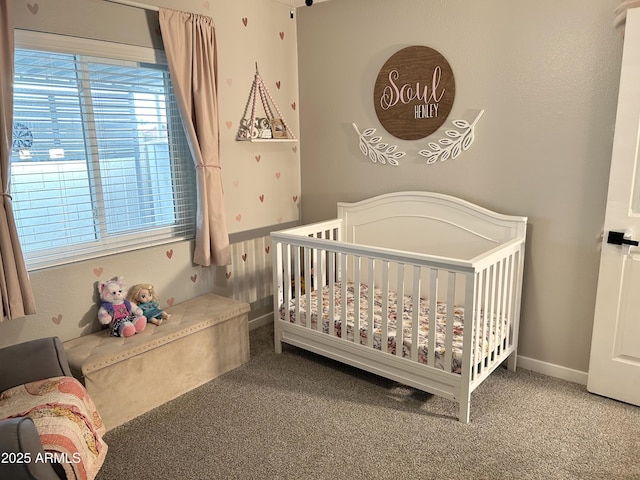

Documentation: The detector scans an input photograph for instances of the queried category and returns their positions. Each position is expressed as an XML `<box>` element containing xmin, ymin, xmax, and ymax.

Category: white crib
<box><xmin>271</xmin><ymin>191</ymin><xmax>527</xmax><ymax>422</ymax></box>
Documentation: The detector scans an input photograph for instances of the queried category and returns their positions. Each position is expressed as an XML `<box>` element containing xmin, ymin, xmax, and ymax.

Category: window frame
<box><xmin>12</xmin><ymin>30</ymin><xmax>195</xmax><ymax>271</ymax></box>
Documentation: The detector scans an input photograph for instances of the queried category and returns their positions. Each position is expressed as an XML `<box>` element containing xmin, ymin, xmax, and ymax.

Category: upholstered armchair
<box><xmin>0</xmin><ymin>337</ymin><xmax>73</xmax><ymax>480</ymax></box>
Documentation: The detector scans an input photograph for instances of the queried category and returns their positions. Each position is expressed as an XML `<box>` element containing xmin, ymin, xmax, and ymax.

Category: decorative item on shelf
<box><xmin>352</xmin><ymin>123</ymin><xmax>406</xmax><ymax>167</ymax></box>
<box><xmin>236</xmin><ymin>63</ymin><xmax>296</xmax><ymax>142</ymax></box>
<box><xmin>418</xmin><ymin>109</ymin><xmax>484</xmax><ymax>164</ymax></box>
<box><xmin>270</xmin><ymin>118</ymin><xmax>287</xmax><ymax>139</ymax></box>
<box><xmin>250</xmin><ymin>118</ymin><xmax>273</xmax><ymax>139</ymax></box>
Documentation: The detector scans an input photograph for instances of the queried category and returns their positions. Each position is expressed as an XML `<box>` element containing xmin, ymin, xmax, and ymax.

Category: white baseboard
<box><xmin>248</xmin><ymin>313</ymin><xmax>273</xmax><ymax>331</ymax></box>
<box><xmin>517</xmin><ymin>355</ymin><xmax>588</xmax><ymax>385</ymax></box>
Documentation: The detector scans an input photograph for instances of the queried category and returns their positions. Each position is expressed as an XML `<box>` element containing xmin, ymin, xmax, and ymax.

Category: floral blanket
<box><xmin>0</xmin><ymin>376</ymin><xmax>108</xmax><ymax>480</ymax></box>
<box><xmin>281</xmin><ymin>281</ymin><xmax>507</xmax><ymax>374</ymax></box>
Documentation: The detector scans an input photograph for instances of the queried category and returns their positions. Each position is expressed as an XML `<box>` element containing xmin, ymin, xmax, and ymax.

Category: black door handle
<box><xmin>607</xmin><ymin>231</ymin><xmax>639</xmax><ymax>246</ymax></box>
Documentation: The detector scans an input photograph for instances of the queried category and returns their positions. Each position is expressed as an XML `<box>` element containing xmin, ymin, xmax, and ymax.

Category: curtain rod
<box><xmin>104</xmin><ymin>0</ymin><xmax>159</xmax><ymax>12</ymax></box>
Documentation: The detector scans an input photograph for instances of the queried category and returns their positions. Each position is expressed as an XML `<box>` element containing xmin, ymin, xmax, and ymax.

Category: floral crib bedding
<box><xmin>280</xmin><ymin>281</ymin><xmax>508</xmax><ymax>374</ymax></box>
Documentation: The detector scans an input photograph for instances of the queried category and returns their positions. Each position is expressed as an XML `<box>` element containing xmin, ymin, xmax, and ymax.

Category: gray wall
<box><xmin>296</xmin><ymin>0</ymin><xmax>622</xmax><ymax>374</ymax></box>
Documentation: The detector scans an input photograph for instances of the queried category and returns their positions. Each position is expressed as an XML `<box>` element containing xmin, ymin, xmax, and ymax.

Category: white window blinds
<box><xmin>11</xmin><ymin>32</ymin><xmax>196</xmax><ymax>270</ymax></box>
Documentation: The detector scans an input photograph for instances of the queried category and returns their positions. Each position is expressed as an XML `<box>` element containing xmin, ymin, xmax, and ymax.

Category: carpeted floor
<box><xmin>97</xmin><ymin>324</ymin><xmax>640</xmax><ymax>480</ymax></box>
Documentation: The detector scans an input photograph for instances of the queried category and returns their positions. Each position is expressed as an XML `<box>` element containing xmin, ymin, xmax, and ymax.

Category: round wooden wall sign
<box><xmin>374</xmin><ymin>45</ymin><xmax>455</xmax><ymax>140</ymax></box>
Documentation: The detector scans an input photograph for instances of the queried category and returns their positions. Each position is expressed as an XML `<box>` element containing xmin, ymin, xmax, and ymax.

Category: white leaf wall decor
<box><xmin>352</xmin><ymin>123</ymin><xmax>405</xmax><ymax>167</ymax></box>
<box><xmin>418</xmin><ymin>110</ymin><xmax>484</xmax><ymax>165</ymax></box>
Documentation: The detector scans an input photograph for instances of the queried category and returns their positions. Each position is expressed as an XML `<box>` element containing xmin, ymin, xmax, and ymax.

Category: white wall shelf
<box><xmin>236</xmin><ymin>63</ymin><xmax>297</xmax><ymax>142</ymax></box>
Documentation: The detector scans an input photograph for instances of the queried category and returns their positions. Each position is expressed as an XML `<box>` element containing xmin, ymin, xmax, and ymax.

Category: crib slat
<box><xmin>304</xmin><ymin>247</ymin><xmax>312</xmax><ymax>329</ymax></box>
<box><xmin>492</xmin><ymin>260</ymin><xmax>501</xmax><ymax>359</ymax></box>
<box><xmin>353</xmin><ymin>255</ymin><xmax>361</xmax><ymax>342</ymax></box>
<box><xmin>316</xmin><ymin>232</ymin><xmax>326</xmax><ymax>291</ymax></box>
<box><xmin>381</xmin><ymin>261</ymin><xmax>390</xmax><ymax>354</ymax></box>
<box><xmin>481</xmin><ymin>266</ymin><xmax>491</xmax><ymax>373</ymax></box>
<box><xmin>367</xmin><ymin>258</ymin><xmax>375</xmax><ymax>348</ymax></box>
<box><xmin>477</xmin><ymin>268</ymin><xmax>485</xmax><ymax>376</ymax></box>
<box><xmin>316</xmin><ymin>246</ymin><xmax>324</xmax><ymax>332</ymax></box>
<box><xmin>329</xmin><ymin>250</ymin><xmax>335</xmax><ymax>337</ymax></box>
<box><xmin>428</xmin><ymin>268</ymin><xmax>438</xmax><ymax>368</ymax></box>
<box><xmin>396</xmin><ymin>263</ymin><xmax>405</xmax><ymax>358</ymax></box>
<box><xmin>505</xmin><ymin>253</ymin><xmax>516</xmax><ymax>347</ymax></box>
<box><xmin>313</xmin><ymin>241</ymin><xmax>320</xmax><ymax>291</ymax></box>
<box><xmin>316</xmin><ymin>246</ymin><xmax>325</xmax><ymax>332</ymax></box>
<box><xmin>444</xmin><ymin>271</ymin><xmax>456</xmax><ymax>373</ymax></box>
<box><xmin>411</xmin><ymin>266</ymin><xmax>420</xmax><ymax>362</ymax></box>
<box><xmin>495</xmin><ymin>258</ymin><xmax>505</xmax><ymax>358</ymax></box>
<box><xmin>488</xmin><ymin>262</ymin><xmax>497</xmax><ymax>362</ymax></box>
<box><xmin>472</xmin><ymin>270</ymin><xmax>482</xmax><ymax>381</ymax></box>
<box><xmin>336</xmin><ymin>249</ymin><xmax>343</xmax><ymax>283</ymax></box>
<box><xmin>340</xmin><ymin>253</ymin><xmax>348</xmax><ymax>339</ymax></box>
<box><xmin>293</xmin><ymin>245</ymin><xmax>301</xmax><ymax>326</ymax></box>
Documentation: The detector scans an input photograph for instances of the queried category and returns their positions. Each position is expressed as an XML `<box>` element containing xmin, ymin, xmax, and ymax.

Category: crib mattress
<box><xmin>280</xmin><ymin>281</ymin><xmax>507</xmax><ymax>374</ymax></box>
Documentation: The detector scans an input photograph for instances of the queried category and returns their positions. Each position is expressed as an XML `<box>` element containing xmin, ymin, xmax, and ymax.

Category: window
<box><xmin>11</xmin><ymin>31</ymin><xmax>196</xmax><ymax>270</ymax></box>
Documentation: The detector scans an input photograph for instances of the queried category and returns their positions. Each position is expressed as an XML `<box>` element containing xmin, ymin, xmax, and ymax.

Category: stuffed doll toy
<box><xmin>98</xmin><ymin>277</ymin><xmax>146</xmax><ymax>337</ymax></box>
<box><xmin>127</xmin><ymin>283</ymin><xmax>171</xmax><ymax>326</ymax></box>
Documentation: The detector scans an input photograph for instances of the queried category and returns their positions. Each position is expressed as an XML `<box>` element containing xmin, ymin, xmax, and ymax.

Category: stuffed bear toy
<box><xmin>98</xmin><ymin>277</ymin><xmax>146</xmax><ymax>337</ymax></box>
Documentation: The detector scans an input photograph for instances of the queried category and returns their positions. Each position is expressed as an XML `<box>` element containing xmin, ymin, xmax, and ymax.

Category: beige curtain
<box><xmin>0</xmin><ymin>0</ymin><xmax>36</xmax><ymax>320</ymax></box>
<box><xmin>159</xmin><ymin>8</ymin><xmax>231</xmax><ymax>267</ymax></box>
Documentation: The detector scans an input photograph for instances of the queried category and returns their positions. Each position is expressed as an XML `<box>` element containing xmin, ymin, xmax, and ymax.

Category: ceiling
<box><xmin>271</xmin><ymin>0</ymin><xmax>330</xmax><ymax>7</ymax></box>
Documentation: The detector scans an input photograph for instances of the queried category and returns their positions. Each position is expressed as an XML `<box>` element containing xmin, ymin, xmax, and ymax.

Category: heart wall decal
<box><xmin>27</xmin><ymin>3</ymin><xmax>39</xmax><ymax>15</ymax></box>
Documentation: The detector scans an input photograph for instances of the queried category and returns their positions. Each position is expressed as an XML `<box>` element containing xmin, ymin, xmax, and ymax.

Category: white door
<box><xmin>587</xmin><ymin>7</ymin><xmax>640</xmax><ymax>406</ymax></box>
